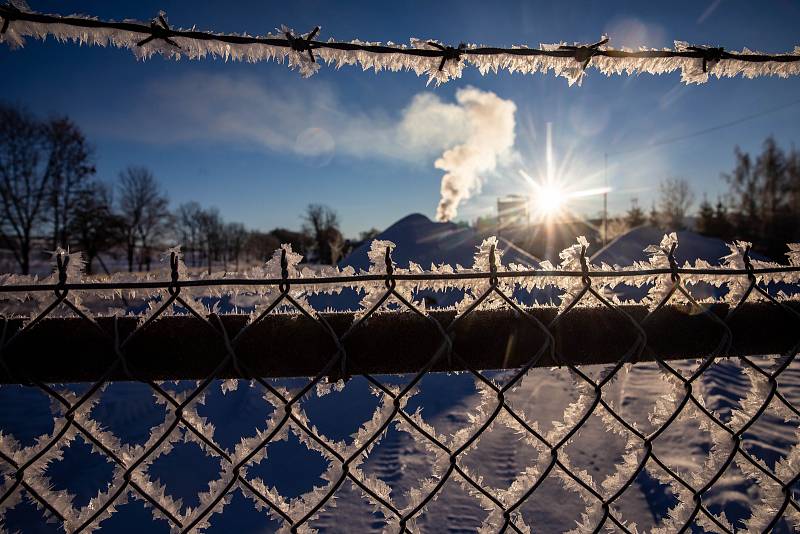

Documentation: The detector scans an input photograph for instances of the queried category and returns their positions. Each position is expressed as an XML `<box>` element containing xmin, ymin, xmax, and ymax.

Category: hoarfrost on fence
<box><xmin>0</xmin><ymin>234</ymin><xmax>799</xmax><ymax>532</ymax></box>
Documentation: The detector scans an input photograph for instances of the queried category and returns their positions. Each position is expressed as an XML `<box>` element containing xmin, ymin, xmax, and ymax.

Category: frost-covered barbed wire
<box><xmin>2</xmin><ymin>5</ymin><xmax>800</xmax><ymax>86</ymax></box>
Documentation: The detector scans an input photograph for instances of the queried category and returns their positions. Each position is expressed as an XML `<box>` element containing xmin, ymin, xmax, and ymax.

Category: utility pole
<box><xmin>603</xmin><ymin>152</ymin><xmax>608</xmax><ymax>247</ymax></box>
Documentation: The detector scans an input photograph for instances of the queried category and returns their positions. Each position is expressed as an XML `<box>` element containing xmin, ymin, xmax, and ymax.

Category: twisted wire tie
<box><xmin>743</xmin><ymin>244</ymin><xmax>756</xmax><ymax>283</ymax></box>
<box><xmin>489</xmin><ymin>244</ymin><xmax>498</xmax><ymax>286</ymax></box>
<box><xmin>168</xmin><ymin>251</ymin><xmax>180</xmax><ymax>296</ymax></box>
<box><xmin>384</xmin><ymin>245</ymin><xmax>395</xmax><ymax>289</ymax></box>
<box><xmin>579</xmin><ymin>245</ymin><xmax>591</xmax><ymax>286</ymax></box>
<box><xmin>279</xmin><ymin>247</ymin><xmax>289</xmax><ymax>294</ymax></box>
<box><xmin>55</xmin><ymin>251</ymin><xmax>69</xmax><ymax>288</ymax></box>
<box><xmin>666</xmin><ymin>242</ymin><xmax>680</xmax><ymax>283</ymax></box>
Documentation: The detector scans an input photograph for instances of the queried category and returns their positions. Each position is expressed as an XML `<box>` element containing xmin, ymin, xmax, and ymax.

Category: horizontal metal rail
<box><xmin>1</xmin><ymin>302</ymin><xmax>797</xmax><ymax>383</ymax></box>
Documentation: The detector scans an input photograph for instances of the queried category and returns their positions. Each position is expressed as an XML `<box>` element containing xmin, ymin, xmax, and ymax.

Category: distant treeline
<box><xmin>621</xmin><ymin>137</ymin><xmax>800</xmax><ymax>259</ymax></box>
<box><xmin>2</xmin><ymin>101</ymin><xmax>798</xmax><ymax>274</ymax></box>
<box><xmin>0</xmin><ymin>103</ymin><xmax>380</xmax><ymax>275</ymax></box>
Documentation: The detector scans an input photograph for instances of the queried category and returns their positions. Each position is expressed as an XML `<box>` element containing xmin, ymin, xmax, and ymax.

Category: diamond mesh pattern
<box><xmin>0</xmin><ymin>236</ymin><xmax>799</xmax><ymax>533</ymax></box>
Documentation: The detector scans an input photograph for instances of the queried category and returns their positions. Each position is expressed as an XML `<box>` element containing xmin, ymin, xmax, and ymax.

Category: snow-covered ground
<box><xmin>0</xmin><ymin>216</ymin><xmax>798</xmax><ymax>533</ymax></box>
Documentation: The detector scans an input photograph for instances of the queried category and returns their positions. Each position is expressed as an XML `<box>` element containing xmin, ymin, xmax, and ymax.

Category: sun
<box><xmin>535</xmin><ymin>184</ymin><xmax>566</xmax><ymax>217</ymax></box>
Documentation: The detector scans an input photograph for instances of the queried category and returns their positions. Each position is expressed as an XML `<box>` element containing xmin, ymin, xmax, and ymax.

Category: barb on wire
<box><xmin>560</xmin><ymin>36</ymin><xmax>609</xmax><ymax>70</ymax></box>
<box><xmin>284</xmin><ymin>25</ymin><xmax>320</xmax><ymax>63</ymax></box>
<box><xmin>0</xmin><ymin>1</ymin><xmax>18</xmax><ymax>34</ymax></box>
<box><xmin>687</xmin><ymin>45</ymin><xmax>725</xmax><ymax>73</ymax></box>
<box><xmin>136</xmin><ymin>12</ymin><xmax>181</xmax><ymax>49</ymax></box>
<box><xmin>427</xmin><ymin>41</ymin><xmax>466</xmax><ymax>71</ymax></box>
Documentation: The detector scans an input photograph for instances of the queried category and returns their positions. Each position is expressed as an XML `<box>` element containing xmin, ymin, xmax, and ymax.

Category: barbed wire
<box><xmin>2</xmin><ymin>4</ymin><xmax>799</xmax><ymax>86</ymax></box>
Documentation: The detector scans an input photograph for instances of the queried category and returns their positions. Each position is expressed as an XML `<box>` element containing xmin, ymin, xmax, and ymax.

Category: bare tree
<box><xmin>176</xmin><ymin>201</ymin><xmax>203</xmax><ymax>267</ymax></box>
<box><xmin>658</xmin><ymin>178</ymin><xmax>694</xmax><ymax>230</ymax></box>
<box><xmin>302</xmin><ymin>204</ymin><xmax>343</xmax><ymax>264</ymax></box>
<box><xmin>197</xmin><ymin>207</ymin><xmax>223</xmax><ymax>274</ymax></box>
<box><xmin>45</xmin><ymin>116</ymin><xmax>95</xmax><ymax>250</ymax></box>
<box><xmin>648</xmin><ymin>201</ymin><xmax>660</xmax><ymax>228</ymax></box>
<box><xmin>624</xmin><ymin>197</ymin><xmax>646</xmax><ymax>228</ymax></box>
<box><xmin>724</xmin><ymin>137</ymin><xmax>800</xmax><ymax>257</ymax></box>
<box><xmin>270</xmin><ymin>228</ymin><xmax>312</xmax><ymax>257</ymax></box>
<box><xmin>359</xmin><ymin>228</ymin><xmax>381</xmax><ymax>242</ymax></box>
<box><xmin>245</xmin><ymin>231</ymin><xmax>280</xmax><ymax>263</ymax></box>
<box><xmin>224</xmin><ymin>222</ymin><xmax>248</xmax><ymax>271</ymax></box>
<box><xmin>118</xmin><ymin>166</ymin><xmax>169</xmax><ymax>272</ymax></box>
<box><xmin>0</xmin><ymin>104</ymin><xmax>50</xmax><ymax>274</ymax></box>
<box><xmin>69</xmin><ymin>182</ymin><xmax>121</xmax><ymax>275</ymax></box>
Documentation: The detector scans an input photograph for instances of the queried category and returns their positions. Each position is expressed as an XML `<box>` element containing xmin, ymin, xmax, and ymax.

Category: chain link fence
<box><xmin>0</xmin><ymin>236</ymin><xmax>799</xmax><ymax>532</ymax></box>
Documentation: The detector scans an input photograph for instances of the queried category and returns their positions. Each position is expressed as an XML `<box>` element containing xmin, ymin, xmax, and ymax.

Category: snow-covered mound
<box><xmin>592</xmin><ymin>225</ymin><xmax>767</xmax><ymax>266</ymax></box>
<box><xmin>311</xmin><ymin>213</ymin><xmax>540</xmax><ymax>311</ymax></box>
<box><xmin>591</xmin><ymin>226</ymin><xmax>771</xmax><ymax>303</ymax></box>
<box><xmin>343</xmin><ymin>213</ymin><xmax>539</xmax><ymax>271</ymax></box>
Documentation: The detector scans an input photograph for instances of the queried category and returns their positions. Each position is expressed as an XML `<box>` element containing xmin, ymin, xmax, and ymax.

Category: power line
<box><xmin>610</xmin><ymin>97</ymin><xmax>800</xmax><ymax>157</ymax></box>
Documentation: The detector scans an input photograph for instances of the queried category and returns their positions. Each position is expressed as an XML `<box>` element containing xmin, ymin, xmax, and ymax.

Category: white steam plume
<box><xmin>435</xmin><ymin>87</ymin><xmax>516</xmax><ymax>221</ymax></box>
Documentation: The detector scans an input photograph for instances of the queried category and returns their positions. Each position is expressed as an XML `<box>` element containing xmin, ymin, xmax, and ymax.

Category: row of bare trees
<box><xmin>0</xmin><ymin>103</ymin><xmax>349</xmax><ymax>274</ymax></box>
<box><xmin>0</xmin><ymin>104</ymin><xmax>95</xmax><ymax>273</ymax></box>
<box><xmin>175</xmin><ymin>202</ymin><xmax>279</xmax><ymax>273</ymax></box>
<box><xmin>0</xmin><ymin>105</ymin><xmax>174</xmax><ymax>275</ymax></box>
<box><xmin>623</xmin><ymin>137</ymin><xmax>800</xmax><ymax>259</ymax></box>
<box><xmin>689</xmin><ymin>137</ymin><xmax>800</xmax><ymax>258</ymax></box>
<box><xmin>719</xmin><ymin>137</ymin><xmax>800</xmax><ymax>257</ymax></box>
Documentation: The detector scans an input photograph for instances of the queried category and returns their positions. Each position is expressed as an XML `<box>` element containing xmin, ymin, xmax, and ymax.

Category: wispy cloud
<box><xmin>91</xmin><ymin>73</ymin><xmax>519</xmax><ymax>220</ymax></box>
<box><xmin>604</xmin><ymin>17</ymin><xmax>667</xmax><ymax>49</ymax></box>
<box><xmin>92</xmin><ymin>72</ymin><xmax>477</xmax><ymax>164</ymax></box>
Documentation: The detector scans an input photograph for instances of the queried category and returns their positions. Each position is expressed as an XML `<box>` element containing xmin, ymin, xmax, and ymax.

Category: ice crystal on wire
<box><xmin>451</xmin><ymin>236</ymin><xmax>511</xmax><ymax>313</ymax></box>
<box><xmin>641</xmin><ymin>232</ymin><xmax>680</xmax><ymax>309</ymax></box>
<box><xmin>50</xmin><ymin>247</ymin><xmax>85</xmax><ymax>281</ymax></box>
<box><xmin>788</xmin><ymin>243</ymin><xmax>800</xmax><ymax>266</ymax></box>
<box><xmin>555</xmin><ymin>236</ymin><xmax>591</xmax><ymax>311</ymax></box>
<box><xmin>720</xmin><ymin>240</ymin><xmax>754</xmax><ymax>304</ymax></box>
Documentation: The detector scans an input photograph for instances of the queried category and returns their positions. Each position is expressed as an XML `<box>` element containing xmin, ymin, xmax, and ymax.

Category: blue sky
<box><xmin>3</xmin><ymin>1</ymin><xmax>800</xmax><ymax>237</ymax></box>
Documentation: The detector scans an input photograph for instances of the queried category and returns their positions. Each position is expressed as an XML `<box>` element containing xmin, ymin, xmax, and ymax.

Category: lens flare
<box><xmin>535</xmin><ymin>185</ymin><xmax>566</xmax><ymax>216</ymax></box>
